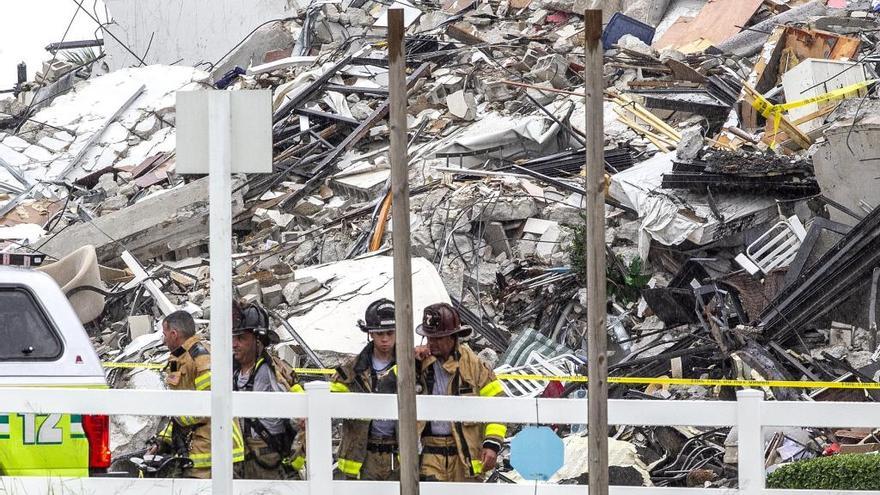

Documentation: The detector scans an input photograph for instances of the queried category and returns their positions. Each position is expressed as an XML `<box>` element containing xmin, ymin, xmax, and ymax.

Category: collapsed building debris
<box><xmin>6</xmin><ymin>0</ymin><xmax>880</xmax><ymax>487</ymax></box>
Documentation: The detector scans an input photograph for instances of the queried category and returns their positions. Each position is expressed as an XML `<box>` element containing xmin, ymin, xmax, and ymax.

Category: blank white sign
<box><xmin>175</xmin><ymin>90</ymin><xmax>272</xmax><ymax>174</ymax></box>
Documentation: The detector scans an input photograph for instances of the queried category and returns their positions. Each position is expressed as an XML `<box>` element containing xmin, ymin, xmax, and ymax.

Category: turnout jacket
<box><xmin>161</xmin><ymin>335</ymin><xmax>245</xmax><ymax>469</ymax></box>
<box><xmin>415</xmin><ymin>342</ymin><xmax>507</xmax><ymax>477</ymax></box>
<box><xmin>331</xmin><ymin>342</ymin><xmax>398</xmax><ymax>478</ymax></box>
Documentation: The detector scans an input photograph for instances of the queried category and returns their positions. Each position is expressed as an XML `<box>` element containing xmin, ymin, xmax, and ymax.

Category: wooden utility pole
<box><xmin>388</xmin><ymin>9</ymin><xmax>420</xmax><ymax>495</ymax></box>
<box><xmin>584</xmin><ymin>9</ymin><xmax>608</xmax><ymax>495</ymax></box>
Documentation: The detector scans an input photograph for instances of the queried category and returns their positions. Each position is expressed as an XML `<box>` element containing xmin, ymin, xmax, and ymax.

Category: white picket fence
<box><xmin>1</xmin><ymin>383</ymin><xmax>878</xmax><ymax>495</ymax></box>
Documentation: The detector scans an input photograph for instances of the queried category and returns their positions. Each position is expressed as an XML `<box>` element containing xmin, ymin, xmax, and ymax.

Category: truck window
<box><xmin>0</xmin><ymin>287</ymin><xmax>63</xmax><ymax>360</ymax></box>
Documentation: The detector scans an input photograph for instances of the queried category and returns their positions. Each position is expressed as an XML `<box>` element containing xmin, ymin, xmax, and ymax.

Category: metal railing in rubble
<box><xmin>0</xmin><ymin>384</ymin><xmax>877</xmax><ymax>495</ymax></box>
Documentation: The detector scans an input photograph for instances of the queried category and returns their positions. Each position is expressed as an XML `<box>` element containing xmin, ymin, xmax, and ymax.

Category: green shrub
<box><xmin>767</xmin><ymin>453</ymin><xmax>880</xmax><ymax>490</ymax></box>
<box><xmin>569</xmin><ymin>224</ymin><xmax>649</xmax><ymax>305</ymax></box>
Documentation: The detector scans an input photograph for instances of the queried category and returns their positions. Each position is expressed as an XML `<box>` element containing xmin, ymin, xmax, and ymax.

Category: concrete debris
<box><xmin>6</xmin><ymin>0</ymin><xmax>880</xmax><ymax>486</ymax></box>
<box><xmin>446</xmin><ymin>90</ymin><xmax>478</xmax><ymax>120</ymax></box>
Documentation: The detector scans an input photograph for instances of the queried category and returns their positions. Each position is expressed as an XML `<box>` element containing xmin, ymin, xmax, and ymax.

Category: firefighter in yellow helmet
<box><xmin>415</xmin><ymin>303</ymin><xmax>507</xmax><ymax>482</ymax></box>
<box><xmin>332</xmin><ymin>298</ymin><xmax>401</xmax><ymax>480</ymax></box>
<box><xmin>154</xmin><ymin>310</ymin><xmax>246</xmax><ymax>478</ymax></box>
<box><xmin>232</xmin><ymin>300</ymin><xmax>305</xmax><ymax>480</ymax></box>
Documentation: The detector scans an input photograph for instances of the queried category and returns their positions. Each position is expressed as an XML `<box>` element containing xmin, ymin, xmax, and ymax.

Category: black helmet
<box><xmin>232</xmin><ymin>300</ymin><xmax>278</xmax><ymax>345</ymax></box>
<box><xmin>357</xmin><ymin>298</ymin><xmax>396</xmax><ymax>333</ymax></box>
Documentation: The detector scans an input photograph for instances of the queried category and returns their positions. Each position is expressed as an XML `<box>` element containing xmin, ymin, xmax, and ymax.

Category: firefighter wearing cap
<box><xmin>155</xmin><ymin>310</ymin><xmax>246</xmax><ymax>478</ymax></box>
<box><xmin>331</xmin><ymin>298</ymin><xmax>400</xmax><ymax>481</ymax></box>
<box><xmin>415</xmin><ymin>303</ymin><xmax>507</xmax><ymax>482</ymax></box>
<box><xmin>231</xmin><ymin>300</ymin><xmax>305</xmax><ymax>480</ymax></box>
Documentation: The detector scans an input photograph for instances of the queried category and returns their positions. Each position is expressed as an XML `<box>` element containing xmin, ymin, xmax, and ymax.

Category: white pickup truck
<box><xmin>0</xmin><ymin>254</ymin><xmax>111</xmax><ymax>477</ymax></box>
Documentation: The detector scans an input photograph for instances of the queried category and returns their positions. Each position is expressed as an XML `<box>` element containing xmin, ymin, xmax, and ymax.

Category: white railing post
<box><xmin>736</xmin><ymin>389</ymin><xmax>765</xmax><ymax>495</ymax></box>
<box><xmin>306</xmin><ymin>381</ymin><xmax>333</xmax><ymax>494</ymax></box>
<box><xmin>208</xmin><ymin>89</ymin><xmax>234</xmax><ymax>495</ymax></box>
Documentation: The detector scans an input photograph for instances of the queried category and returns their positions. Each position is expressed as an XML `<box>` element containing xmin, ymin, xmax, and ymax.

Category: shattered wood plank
<box><xmin>740</xmin><ymin>83</ymin><xmax>812</xmax><ymax>150</ymax></box>
<box><xmin>133</xmin><ymin>160</ymin><xmax>173</xmax><ymax>188</ymax></box>
<box><xmin>654</xmin><ymin>0</ymin><xmax>764</xmax><ymax>49</ymax></box>
<box><xmin>446</xmin><ymin>23</ymin><xmax>486</xmax><ymax>45</ymax></box>
<box><xmin>664</xmin><ymin>59</ymin><xmax>708</xmax><ymax>84</ymax></box>
<box><xmin>280</xmin><ymin>63</ymin><xmax>432</xmax><ymax>212</ymax></box>
<box><xmin>128</xmin><ymin>152</ymin><xmax>173</xmax><ymax>179</ymax></box>
<box><xmin>39</xmin><ymin>176</ymin><xmax>247</xmax><ymax>265</ymax></box>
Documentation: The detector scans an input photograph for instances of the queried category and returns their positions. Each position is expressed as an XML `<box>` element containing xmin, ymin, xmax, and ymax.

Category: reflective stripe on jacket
<box><xmin>416</xmin><ymin>342</ymin><xmax>507</xmax><ymax>476</ymax></box>
<box><xmin>331</xmin><ymin>342</ymin><xmax>398</xmax><ymax>479</ymax></box>
<box><xmin>164</xmin><ymin>335</ymin><xmax>245</xmax><ymax>467</ymax></box>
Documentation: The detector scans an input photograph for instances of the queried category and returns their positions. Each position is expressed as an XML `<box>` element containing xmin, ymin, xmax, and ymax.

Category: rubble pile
<box><xmin>5</xmin><ymin>0</ymin><xmax>880</xmax><ymax>486</ymax></box>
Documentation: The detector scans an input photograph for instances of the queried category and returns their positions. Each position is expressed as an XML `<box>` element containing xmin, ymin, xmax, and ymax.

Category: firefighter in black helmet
<box><xmin>232</xmin><ymin>300</ymin><xmax>305</xmax><ymax>480</ymax></box>
<box><xmin>331</xmin><ymin>298</ymin><xmax>400</xmax><ymax>480</ymax></box>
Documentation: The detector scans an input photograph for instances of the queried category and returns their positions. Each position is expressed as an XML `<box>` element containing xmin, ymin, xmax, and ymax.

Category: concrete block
<box><xmin>0</xmin><ymin>143</ymin><xmax>28</xmax><ymax>167</ymax></box>
<box><xmin>241</xmin><ymin>293</ymin><xmax>260</xmax><ymax>305</ymax></box>
<box><xmin>474</xmin><ymin>197</ymin><xmax>540</xmax><ymax>222</ymax></box>
<box><xmin>297</xmin><ymin>276</ymin><xmax>322</xmax><ymax>298</ymax></box>
<box><xmin>263</xmin><ymin>284</ymin><xmax>284</xmax><ymax>308</ymax></box>
<box><xmin>464</xmin><ymin>262</ymin><xmax>499</xmax><ymax>288</ymax></box>
<box><xmin>528</xmin><ymin>54</ymin><xmax>569</xmax><ymax>89</ymax></box>
<box><xmin>237</xmin><ymin>279</ymin><xmax>262</xmax><ymax>302</ymax></box>
<box><xmin>482</xmin><ymin>221</ymin><xmax>512</xmax><ymax>258</ymax></box>
<box><xmin>38</xmin><ymin>136</ymin><xmax>69</xmax><ymax>153</ymax></box>
<box><xmin>446</xmin><ymin>90</ymin><xmax>477</xmax><ymax>121</ymax></box>
<box><xmin>535</xmin><ymin>222</ymin><xmax>561</xmax><ymax>258</ymax></box>
<box><xmin>283</xmin><ymin>281</ymin><xmax>303</xmax><ymax>305</ymax></box>
<box><xmin>813</xmin><ymin>123</ymin><xmax>880</xmax><ymax>226</ymax></box>
<box><xmin>523</xmin><ymin>217</ymin><xmax>558</xmax><ymax>235</ymax></box>
<box><xmin>2</xmin><ymin>135</ymin><xmax>30</xmax><ymax>151</ymax></box>
<box><xmin>128</xmin><ymin>315</ymin><xmax>154</xmax><ymax>340</ymax></box>
<box><xmin>478</xmin><ymin>79</ymin><xmax>518</xmax><ymax>103</ymax></box>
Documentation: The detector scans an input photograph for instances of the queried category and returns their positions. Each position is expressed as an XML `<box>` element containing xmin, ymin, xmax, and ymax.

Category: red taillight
<box><xmin>82</xmin><ymin>415</ymin><xmax>111</xmax><ymax>469</ymax></box>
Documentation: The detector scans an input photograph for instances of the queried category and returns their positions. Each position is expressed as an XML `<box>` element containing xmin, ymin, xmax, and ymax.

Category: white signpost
<box><xmin>176</xmin><ymin>89</ymin><xmax>272</xmax><ymax>495</ymax></box>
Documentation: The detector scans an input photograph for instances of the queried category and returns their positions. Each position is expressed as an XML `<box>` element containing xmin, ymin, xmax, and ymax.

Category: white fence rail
<box><xmin>1</xmin><ymin>383</ymin><xmax>878</xmax><ymax>495</ymax></box>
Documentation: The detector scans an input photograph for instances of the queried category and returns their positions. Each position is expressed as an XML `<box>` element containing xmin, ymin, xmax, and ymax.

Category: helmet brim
<box><xmin>415</xmin><ymin>324</ymin><xmax>471</xmax><ymax>338</ymax></box>
<box><xmin>361</xmin><ymin>324</ymin><xmax>397</xmax><ymax>333</ymax></box>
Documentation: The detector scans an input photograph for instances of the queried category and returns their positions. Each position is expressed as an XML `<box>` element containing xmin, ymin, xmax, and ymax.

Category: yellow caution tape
<box><xmin>750</xmin><ymin>79</ymin><xmax>876</xmax><ymax>147</ymax></box>
<box><xmin>104</xmin><ymin>364</ymin><xmax>880</xmax><ymax>390</ymax></box>
<box><xmin>498</xmin><ymin>374</ymin><xmax>880</xmax><ymax>390</ymax></box>
<box><xmin>295</xmin><ymin>368</ymin><xmax>335</xmax><ymax>375</ymax></box>
<box><xmin>102</xmin><ymin>362</ymin><xmax>165</xmax><ymax>370</ymax></box>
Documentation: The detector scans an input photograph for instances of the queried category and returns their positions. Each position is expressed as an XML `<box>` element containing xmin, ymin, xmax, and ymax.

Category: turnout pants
<box><xmin>419</xmin><ymin>436</ymin><xmax>478</xmax><ymax>482</ymax></box>
<box><xmin>236</xmin><ymin>437</ymin><xmax>286</xmax><ymax>480</ymax></box>
<box><xmin>360</xmin><ymin>437</ymin><xmax>399</xmax><ymax>481</ymax></box>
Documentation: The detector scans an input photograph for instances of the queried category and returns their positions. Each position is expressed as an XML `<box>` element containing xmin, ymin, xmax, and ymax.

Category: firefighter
<box><xmin>415</xmin><ymin>303</ymin><xmax>507</xmax><ymax>482</ymax></box>
<box><xmin>331</xmin><ymin>298</ymin><xmax>400</xmax><ymax>481</ymax></box>
<box><xmin>155</xmin><ymin>310</ymin><xmax>246</xmax><ymax>478</ymax></box>
<box><xmin>232</xmin><ymin>300</ymin><xmax>305</xmax><ymax>479</ymax></box>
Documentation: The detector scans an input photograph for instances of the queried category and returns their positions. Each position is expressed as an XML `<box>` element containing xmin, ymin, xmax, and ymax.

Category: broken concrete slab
<box><xmin>285</xmin><ymin>256</ymin><xmax>450</xmax><ymax>354</ymax></box>
<box><xmin>0</xmin><ymin>143</ymin><xmax>28</xmax><ymax>168</ymax></box>
<box><xmin>2</xmin><ymin>135</ymin><xmax>30</xmax><ymax>151</ymax></box>
<box><xmin>483</xmin><ymin>221</ymin><xmax>513</xmax><ymax>258</ymax></box>
<box><xmin>237</xmin><ymin>279</ymin><xmax>262</xmax><ymax>302</ymax></box>
<box><xmin>262</xmin><ymin>283</ymin><xmax>284</xmax><ymax>307</ymax></box>
<box><xmin>127</xmin><ymin>315</ymin><xmax>154</xmax><ymax>340</ymax></box>
<box><xmin>473</xmin><ymin>196</ymin><xmax>542</xmax><ymax>222</ymax></box>
<box><xmin>283</xmin><ymin>281</ymin><xmax>303</xmax><ymax>305</ymax></box>
<box><xmin>812</xmin><ymin>123</ymin><xmax>880</xmax><ymax>226</ymax></box>
<box><xmin>39</xmin><ymin>175</ymin><xmax>246</xmax><ymax>264</ymax></box>
<box><xmin>446</xmin><ymin>90</ymin><xmax>477</xmax><ymax>121</ymax></box>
